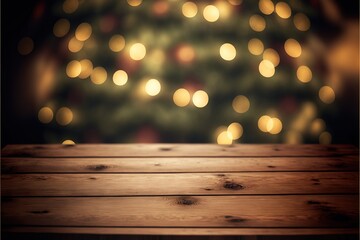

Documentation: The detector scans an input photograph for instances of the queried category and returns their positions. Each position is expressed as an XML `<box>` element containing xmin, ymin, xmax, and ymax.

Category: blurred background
<box><xmin>1</xmin><ymin>0</ymin><xmax>359</xmax><ymax>146</ymax></box>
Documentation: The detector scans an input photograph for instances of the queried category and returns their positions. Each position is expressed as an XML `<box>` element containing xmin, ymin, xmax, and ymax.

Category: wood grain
<box><xmin>2</xmin><ymin>172</ymin><xmax>358</xmax><ymax>196</ymax></box>
<box><xmin>2</xmin><ymin>195</ymin><xmax>358</xmax><ymax>227</ymax></box>
<box><xmin>2</xmin><ymin>156</ymin><xmax>358</xmax><ymax>173</ymax></box>
<box><xmin>2</xmin><ymin>144</ymin><xmax>358</xmax><ymax>157</ymax></box>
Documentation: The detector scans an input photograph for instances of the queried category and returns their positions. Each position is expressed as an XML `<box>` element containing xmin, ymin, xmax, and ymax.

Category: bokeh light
<box><xmin>109</xmin><ymin>35</ymin><xmax>125</xmax><ymax>52</ymax></box>
<box><xmin>66</xmin><ymin>60</ymin><xmax>82</xmax><ymax>78</ymax></box>
<box><xmin>275</xmin><ymin>2</ymin><xmax>291</xmax><ymax>19</ymax></box>
<box><xmin>18</xmin><ymin>37</ymin><xmax>34</xmax><ymax>55</ymax></box>
<box><xmin>249</xmin><ymin>15</ymin><xmax>266</xmax><ymax>32</ymax></box>
<box><xmin>91</xmin><ymin>67</ymin><xmax>107</xmax><ymax>85</ymax></box>
<box><xmin>56</xmin><ymin>107</ymin><xmax>73</xmax><ymax>126</ymax></box>
<box><xmin>145</xmin><ymin>79</ymin><xmax>161</xmax><ymax>96</ymax></box>
<box><xmin>113</xmin><ymin>70</ymin><xmax>128</xmax><ymax>86</ymax></box>
<box><xmin>258</xmin><ymin>115</ymin><xmax>272</xmax><ymax>132</ymax></box>
<box><xmin>267</xmin><ymin>117</ymin><xmax>282</xmax><ymax>134</ymax></box>
<box><xmin>227</xmin><ymin>0</ymin><xmax>242</xmax><ymax>6</ymax></box>
<box><xmin>182</xmin><ymin>2</ymin><xmax>197</xmax><ymax>18</ymax></box>
<box><xmin>284</xmin><ymin>38</ymin><xmax>302</xmax><ymax>58</ymax></box>
<box><xmin>75</xmin><ymin>23</ymin><xmax>92</xmax><ymax>41</ymax></box>
<box><xmin>310</xmin><ymin>118</ymin><xmax>326</xmax><ymax>135</ymax></box>
<box><xmin>177</xmin><ymin>45</ymin><xmax>195</xmax><ymax>63</ymax></box>
<box><xmin>294</xmin><ymin>13</ymin><xmax>310</xmax><ymax>31</ymax></box>
<box><xmin>78</xmin><ymin>59</ymin><xmax>93</xmax><ymax>79</ymax></box>
<box><xmin>130</xmin><ymin>43</ymin><xmax>146</xmax><ymax>60</ymax></box>
<box><xmin>173</xmin><ymin>88</ymin><xmax>191</xmax><ymax>107</ymax></box>
<box><xmin>232</xmin><ymin>95</ymin><xmax>250</xmax><ymax>113</ymax></box>
<box><xmin>297</xmin><ymin>65</ymin><xmax>312</xmax><ymax>83</ymax></box>
<box><xmin>62</xmin><ymin>139</ymin><xmax>75</xmax><ymax>145</ymax></box>
<box><xmin>68</xmin><ymin>37</ymin><xmax>84</xmax><ymax>52</ymax></box>
<box><xmin>220</xmin><ymin>43</ymin><xmax>236</xmax><ymax>61</ymax></box>
<box><xmin>53</xmin><ymin>19</ymin><xmax>70</xmax><ymax>37</ymax></box>
<box><xmin>63</xmin><ymin>0</ymin><xmax>79</xmax><ymax>14</ymax></box>
<box><xmin>227</xmin><ymin>122</ymin><xmax>243</xmax><ymax>140</ymax></box>
<box><xmin>217</xmin><ymin>130</ymin><xmax>232</xmax><ymax>145</ymax></box>
<box><xmin>192</xmin><ymin>90</ymin><xmax>209</xmax><ymax>108</ymax></box>
<box><xmin>127</xmin><ymin>0</ymin><xmax>142</xmax><ymax>7</ymax></box>
<box><xmin>248</xmin><ymin>38</ymin><xmax>264</xmax><ymax>56</ymax></box>
<box><xmin>203</xmin><ymin>5</ymin><xmax>219</xmax><ymax>22</ymax></box>
<box><xmin>259</xmin><ymin>0</ymin><xmax>274</xmax><ymax>15</ymax></box>
<box><xmin>319</xmin><ymin>86</ymin><xmax>335</xmax><ymax>104</ymax></box>
<box><xmin>38</xmin><ymin>107</ymin><xmax>54</xmax><ymax>124</ymax></box>
<box><xmin>319</xmin><ymin>131</ymin><xmax>332</xmax><ymax>144</ymax></box>
<box><xmin>259</xmin><ymin>59</ymin><xmax>275</xmax><ymax>78</ymax></box>
<box><xmin>263</xmin><ymin>48</ymin><xmax>280</xmax><ymax>67</ymax></box>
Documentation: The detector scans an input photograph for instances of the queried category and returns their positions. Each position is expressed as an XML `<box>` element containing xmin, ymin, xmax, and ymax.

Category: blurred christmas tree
<box><xmin>22</xmin><ymin>0</ymin><xmax>338</xmax><ymax>144</ymax></box>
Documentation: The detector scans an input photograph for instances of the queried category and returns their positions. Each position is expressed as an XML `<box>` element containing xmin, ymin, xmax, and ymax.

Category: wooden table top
<box><xmin>1</xmin><ymin>144</ymin><xmax>359</xmax><ymax>236</ymax></box>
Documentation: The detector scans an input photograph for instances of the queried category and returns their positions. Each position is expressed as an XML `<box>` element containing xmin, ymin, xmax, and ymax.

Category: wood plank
<box><xmin>2</xmin><ymin>195</ymin><xmax>358</xmax><ymax>228</ymax></box>
<box><xmin>2</xmin><ymin>144</ymin><xmax>358</xmax><ymax>157</ymax></box>
<box><xmin>2</xmin><ymin>172</ymin><xmax>358</xmax><ymax>196</ymax></box>
<box><xmin>3</xmin><ymin>226</ymin><xmax>359</xmax><ymax>236</ymax></box>
<box><xmin>2</xmin><ymin>156</ymin><xmax>358</xmax><ymax>173</ymax></box>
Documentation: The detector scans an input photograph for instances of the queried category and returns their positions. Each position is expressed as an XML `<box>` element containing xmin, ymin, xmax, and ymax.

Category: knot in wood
<box><xmin>223</xmin><ymin>181</ymin><xmax>244</xmax><ymax>190</ymax></box>
<box><xmin>177</xmin><ymin>197</ymin><xmax>197</xmax><ymax>206</ymax></box>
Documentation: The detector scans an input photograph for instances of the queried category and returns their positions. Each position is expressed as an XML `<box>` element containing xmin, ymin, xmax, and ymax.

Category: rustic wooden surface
<box><xmin>1</xmin><ymin>144</ymin><xmax>359</xmax><ymax>237</ymax></box>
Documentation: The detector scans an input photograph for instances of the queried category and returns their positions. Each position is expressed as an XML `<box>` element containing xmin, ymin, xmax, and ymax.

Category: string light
<box><xmin>56</xmin><ymin>107</ymin><xmax>73</xmax><ymax>126</ymax></box>
<box><xmin>248</xmin><ymin>38</ymin><xmax>264</xmax><ymax>56</ymax></box>
<box><xmin>219</xmin><ymin>43</ymin><xmax>236</xmax><ymax>61</ymax></box>
<box><xmin>113</xmin><ymin>70</ymin><xmax>128</xmax><ymax>86</ymax></box>
<box><xmin>232</xmin><ymin>95</ymin><xmax>250</xmax><ymax>113</ymax></box>
<box><xmin>68</xmin><ymin>37</ymin><xmax>84</xmax><ymax>52</ymax></box>
<box><xmin>75</xmin><ymin>23</ymin><xmax>92</xmax><ymax>41</ymax></box>
<box><xmin>310</xmin><ymin>118</ymin><xmax>326</xmax><ymax>136</ymax></box>
<box><xmin>177</xmin><ymin>45</ymin><xmax>195</xmax><ymax>63</ymax></box>
<box><xmin>38</xmin><ymin>107</ymin><xmax>54</xmax><ymax>123</ymax></box>
<box><xmin>294</xmin><ymin>13</ymin><xmax>310</xmax><ymax>31</ymax></box>
<box><xmin>66</xmin><ymin>60</ymin><xmax>82</xmax><ymax>78</ymax></box>
<box><xmin>249</xmin><ymin>15</ymin><xmax>266</xmax><ymax>32</ymax></box>
<box><xmin>18</xmin><ymin>37</ymin><xmax>34</xmax><ymax>55</ymax></box>
<box><xmin>145</xmin><ymin>79</ymin><xmax>161</xmax><ymax>96</ymax></box>
<box><xmin>259</xmin><ymin>60</ymin><xmax>275</xmax><ymax>78</ymax></box>
<box><xmin>259</xmin><ymin>0</ymin><xmax>274</xmax><ymax>15</ymax></box>
<box><xmin>319</xmin><ymin>131</ymin><xmax>332</xmax><ymax>144</ymax></box>
<box><xmin>297</xmin><ymin>65</ymin><xmax>312</xmax><ymax>83</ymax></box>
<box><xmin>266</xmin><ymin>117</ymin><xmax>282</xmax><ymax>134</ymax></box>
<box><xmin>275</xmin><ymin>2</ymin><xmax>291</xmax><ymax>19</ymax></box>
<box><xmin>258</xmin><ymin>115</ymin><xmax>272</xmax><ymax>132</ymax></box>
<box><xmin>192</xmin><ymin>90</ymin><xmax>209</xmax><ymax>108</ymax></box>
<box><xmin>227</xmin><ymin>122</ymin><xmax>243</xmax><ymax>140</ymax></box>
<box><xmin>284</xmin><ymin>38</ymin><xmax>302</xmax><ymax>58</ymax></box>
<box><xmin>263</xmin><ymin>48</ymin><xmax>280</xmax><ymax>67</ymax></box>
<box><xmin>130</xmin><ymin>43</ymin><xmax>146</xmax><ymax>60</ymax></box>
<box><xmin>217</xmin><ymin>131</ymin><xmax>232</xmax><ymax>145</ymax></box>
<box><xmin>63</xmin><ymin>0</ymin><xmax>79</xmax><ymax>14</ymax></box>
<box><xmin>182</xmin><ymin>2</ymin><xmax>198</xmax><ymax>18</ymax></box>
<box><xmin>91</xmin><ymin>67</ymin><xmax>107</xmax><ymax>85</ymax></box>
<box><xmin>109</xmin><ymin>35</ymin><xmax>125</xmax><ymax>52</ymax></box>
<box><xmin>173</xmin><ymin>88</ymin><xmax>191</xmax><ymax>107</ymax></box>
<box><xmin>62</xmin><ymin>140</ymin><xmax>75</xmax><ymax>145</ymax></box>
<box><xmin>127</xmin><ymin>0</ymin><xmax>142</xmax><ymax>7</ymax></box>
<box><xmin>203</xmin><ymin>5</ymin><xmax>219</xmax><ymax>22</ymax></box>
<box><xmin>53</xmin><ymin>19</ymin><xmax>70</xmax><ymax>37</ymax></box>
<box><xmin>319</xmin><ymin>86</ymin><xmax>335</xmax><ymax>104</ymax></box>
<box><xmin>79</xmin><ymin>59</ymin><xmax>93</xmax><ymax>79</ymax></box>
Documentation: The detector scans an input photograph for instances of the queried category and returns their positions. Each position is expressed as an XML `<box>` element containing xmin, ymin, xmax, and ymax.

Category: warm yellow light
<box><xmin>66</xmin><ymin>60</ymin><xmax>82</xmax><ymax>78</ymax></box>
<box><xmin>173</xmin><ymin>88</ymin><xmax>191</xmax><ymax>107</ymax></box>
<box><xmin>284</xmin><ymin>38</ymin><xmax>302</xmax><ymax>58</ymax></box>
<box><xmin>217</xmin><ymin>131</ymin><xmax>232</xmax><ymax>145</ymax></box>
<box><xmin>63</xmin><ymin>0</ymin><xmax>79</xmax><ymax>14</ymax></box>
<box><xmin>319</xmin><ymin>131</ymin><xmax>332</xmax><ymax>144</ymax></box>
<box><xmin>113</xmin><ymin>70</ymin><xmax>128</xmax><ymax>86</ymax></box>
<box><xmin>297</xmin><ymin>65</ymin><xmax>312</xmax><ymax>83</ymax></box>
<box><xmin>310</xmin><ymin>118</ymin><xmax>326</xmax><ymax>135</ymax></box>
<box><xmin>75</xmin><ymin>23</ymin><xmax>92</xmax><ymax>41</ymax></box>
<box><xmin>203</xmin><ymin>5</ymin><xmax>219</xmax><ymax>22</ymax></box>
<box><xmin>130</xmin><ymin>43</ymin><xmax>146</xmax><ymax>61</ymax></box>
<box><xmin>248</xmin><ymin>38</ymin><xmax>264</xmax><ymax>56</ymax></box>
<box><xmin>56</xmin><ymin>107</ymin><xmax>73</xmax><ymax>126</ymax></box>
<box><xmin>263</xmin><ymin>48</ymin><xmax>280</xmax><ymax>67</ymax></box>
<box><xmin>259</xmin><ymin>0</ymin><xmax>274</xmax><ymax>15</ymax></box>
<box><xmin>249</xmin><ymin>15</ymin><xmax>266</xmax><ymax>32</ymax></box>
<box><xmin>145</xmin><ymin>79</ymin><xmax>161</xmax><ymax>96</ymax></box>
<box><xmin>68</xmin><ymin>37</ymin><xmax>84</xmax><ymax>53</ymax></box>
<box><xmin>227</xmin><ymin>122</ymin><xmax>243</xmax><ymax>140</ymax></box>
<box><xmin>227</xmin><ymin>0</ymin><xmax>242</xmax><ymax>6</ymax></box>
<box><xmin>192</xmin><ymin>90</ymin><xmax>209</xmax><ymax>108</ymax></box>
<box><xmin>319</xmin><ymin>86</ymin><xmax>335</xmax><ymax>104</ymax></box>
<box><xmin>62</xmin><ymin>140</ymin><xmax>75</xmax><ymax>145</ymax></box>
<box><xmin>109</xmin><ymin>35</ymin><xmax>125</xmax><ymax>52</ymax></box>
<box><xmin>232</xmin><ymin>95</ymin><xmax>250</xmax><ymax>113</ymax></box>
<box><xmin>294</xmin><ymin>13</ymin><xmax>310</xmax><ymax>31</ymax></box>
<box><xmin>127</xmin><ymin>0</ymin><xmax>142</xmax><ymax>7</ymax></box>
<box><xmin>18</xmin><ymin>37</ymin><xmax>34</xmax><ymax>55</ymax></box>
<box><xmin>267</xmin><ymin>117</ymin><xmax>282</xmax><ymax>134</ymax></box>
<box><xmin>182</xmin><ymin>2</ymin><xmax>197</xmax><ymax>18</ymax></box>
<box><xmin>91</xmin><ymin>67</ymin><xmax>107</xmax><ymax>85</ymax></box>
<box><xmin>259</xmin><ymin>60</ymin><xmax>275</xmax><ymax>78</ymax></box>
<box><xmin>285</xmin><ymin>131</ymin><xmax>302</xmax><ymax>144</ymax></box>
<box><xmin>53</xmin><ymin>19</ymin><xmax>70</xmax><ymax>37</ymax></box>
<box><xmin>177</xmin><ymin>45</ymin><xmax>195</xmax><ymax>63</ymax></box>
<box><xmin>78</xmin><ymin>59</ymin><xmax>93</xmax><ymax>79</ymax></box>
<box><xmin>220</xmin><ymin>43</ymin><xmax>236</xmax><ymax>61</ymax></box>
<box><xmin>258</xmin><ymin>115</ymin><xmax>271</xmax><ymax>132</ymax></box>
<box><xmin>275</xmin><ymin>2</ymin><xmax>291</xmax><ymax>19</ymax></box>
<box><xmin>38</xmin><ymin>107</ymin><xmax>53</xmax><ymax>124</ymax></box>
